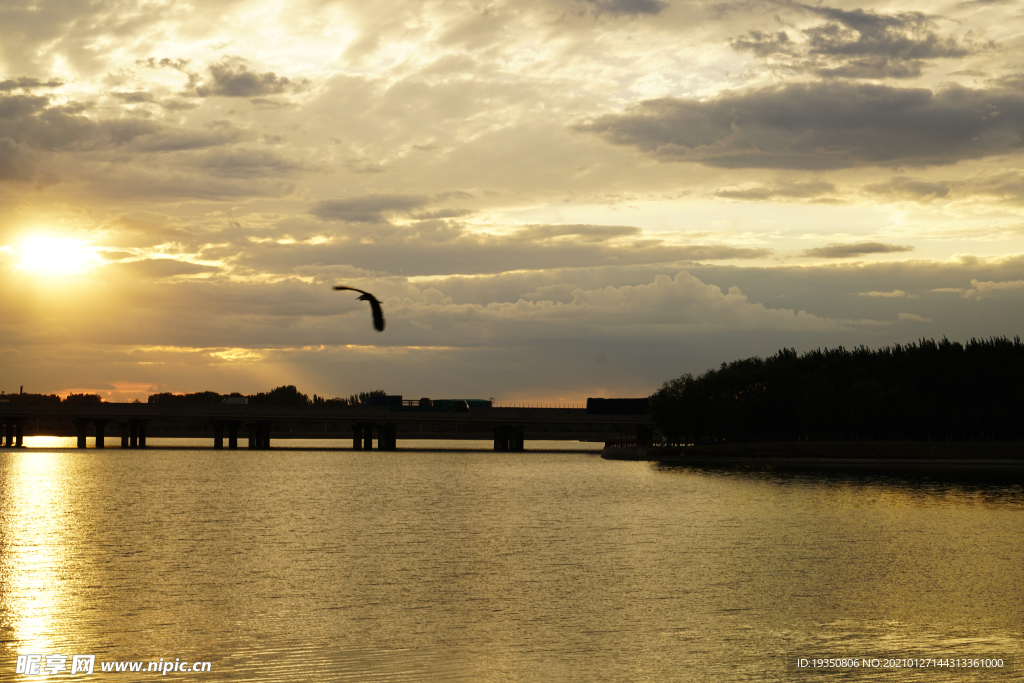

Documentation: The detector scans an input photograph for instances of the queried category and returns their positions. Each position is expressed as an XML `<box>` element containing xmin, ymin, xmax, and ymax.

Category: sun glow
<box><xmin>17</xmin><ymin>236</ymin><xmax>102</xmax><ymax>275</ymax></box>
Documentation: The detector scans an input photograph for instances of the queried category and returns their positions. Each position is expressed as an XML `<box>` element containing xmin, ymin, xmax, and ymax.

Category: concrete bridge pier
<box><xmin>93</xmin><ymin>419</ymin><xmax>110</xmax><ymax>448</ymax></box>
<box><xmin>130</xmin><ymin>420</ymin><xmax>149</xmax><ymax>448</ymax></box>
<box><xmin>510</xmin><ymin>426</ymin><xmax>524</xmax><ymax>451</ymax></box>
<box><xmin>493</xmin><ymin>426</ymin><xmax>525</xmax><ymax>452</ymax></box>
<box><xmin>74</xmin><ymin>419</ymin><xmax>90</xmax><ymax>448</ymax></box>
<box><xmin>247</xmin><ymin>421</ymin><xmax>271</xmax><ymax>449</ymax></box>
<box><xmin>493</xmin><ymin>426</ymin><xmax>508</xmax><ymax>452</ymax></box>
<box><xmin>377</xmin><ymin>425</ymin><xmax>397</xmax><ymax>450</ymax></box>
<box><xmin>493</xmin><ymin>426</ymin><xmax>520</xmax><ymax>451</ymax></box>
<box><xmin>212</xmin><ymin>420</ymin><xmax>243</xmax><ymax>449</ymax></box>
<box><xmin>119</xmin><ymin>422</ymin><xmax>130</xmax><ymax>448</ymax></box>
<box><xmin>3</xmin><ymin>419</ymin><xmax>25</xmax><ymax>447</ymax></box>
<box><xmin>352</xmin><ymin>423</ymin><xmax>376</xmax><ymax>450</ymax></box>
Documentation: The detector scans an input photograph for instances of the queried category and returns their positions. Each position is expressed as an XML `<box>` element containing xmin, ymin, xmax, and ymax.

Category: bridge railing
<box><xmin>492</xmin><ymin>402</ymin><xmax>586</xmax><ymax>409</ymax></box>
<box><xmin>603</xmin><ymin>436</ymin><xmax>674</xmax><ymax>448</ymax></box>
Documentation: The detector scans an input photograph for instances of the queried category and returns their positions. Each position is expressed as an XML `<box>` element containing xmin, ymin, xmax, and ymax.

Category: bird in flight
<box><xmin>333</xmin><ymin>286</ymin><xmax>385</xmax><ymax>332</ymax></box>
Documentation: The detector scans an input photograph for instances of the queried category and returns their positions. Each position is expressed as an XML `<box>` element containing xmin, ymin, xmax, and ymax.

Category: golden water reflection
<box><xmin>19</xmin><ymin>437</ymin><xmax>78</xmax><ymax>449</ymax></box>
<box><xmin>1</xmin><ymin>450</ymin><xmax>1022</xmax><ymax>681</ymax></box>
<box><xmin>0</xmin><ymin>451</ymin><xmax>74</xmax><ymax>655</ymax></box>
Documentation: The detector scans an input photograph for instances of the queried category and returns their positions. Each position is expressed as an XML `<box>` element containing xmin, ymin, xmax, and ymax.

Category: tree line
<box><xmin>148</xmin><ymin>386</ymin><xmax>387</xmax><ymax>407</ymax></box>
<box><xmin>649</xmin><ymin>336</ymin><xmax>1024</xmax><ymax>444</ymax></box>
<box><xmin>1</xmin><ymin>386</ymin><xmax>388</xmax><ymax>406</ymax></box>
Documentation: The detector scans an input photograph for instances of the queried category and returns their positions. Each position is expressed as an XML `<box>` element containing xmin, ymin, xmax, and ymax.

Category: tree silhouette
<box><xmin>650</xmin><ymin>336</ymin><xmax>1024</xmax><ymax>444</ymax></box>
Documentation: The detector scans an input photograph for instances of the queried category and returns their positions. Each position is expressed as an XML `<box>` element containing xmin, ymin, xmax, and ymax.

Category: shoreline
<box><xmin>602</xmin><ymin>441</ymin><xmax>1024</xmax><ymax>474</ymax></box>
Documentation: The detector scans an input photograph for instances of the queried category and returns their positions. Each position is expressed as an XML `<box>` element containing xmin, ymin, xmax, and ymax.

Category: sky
<box><xmin>1</xmin><ymin>0</ymin><xmax>1023</xmax><ymax>402</ymax></box>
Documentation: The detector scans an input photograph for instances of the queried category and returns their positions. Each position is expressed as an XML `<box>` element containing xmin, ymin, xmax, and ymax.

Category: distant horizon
<box><xmin>6</xmin><ymin>332</ymin><xmax>1019</xmax><ymax>404</ymax></box>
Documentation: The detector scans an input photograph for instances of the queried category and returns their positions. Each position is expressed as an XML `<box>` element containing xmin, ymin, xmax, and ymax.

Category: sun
<box><xmin>17</xmin><ymin>236</ymin><xmax>102</xmax><ymax>276</ymax></box>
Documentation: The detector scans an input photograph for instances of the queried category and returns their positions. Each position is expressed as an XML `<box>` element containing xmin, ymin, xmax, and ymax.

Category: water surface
<box><xmin>2</xmin><ymin>441</ymin><xmax>1022</xmax><ymax>681</ymax></box>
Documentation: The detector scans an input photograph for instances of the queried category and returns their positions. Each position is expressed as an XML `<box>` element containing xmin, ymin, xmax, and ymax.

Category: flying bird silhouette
<box><xmin>333</xmin><ymin>286</ymin><xmax>385</xmax><ymax>332</ymax></box>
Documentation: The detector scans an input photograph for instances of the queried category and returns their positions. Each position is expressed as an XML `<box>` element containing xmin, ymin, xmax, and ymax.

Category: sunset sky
<box><xmin>2</xmin><ymin>0</ymin><xmax>1023</xmax><ymax>402</ymax></box>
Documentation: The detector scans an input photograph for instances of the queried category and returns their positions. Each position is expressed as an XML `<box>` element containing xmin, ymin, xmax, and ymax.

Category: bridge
<box><xmin>0</xmin><ymin>403</ymin><xmax>653</xmax><ymax>452</ymax></box>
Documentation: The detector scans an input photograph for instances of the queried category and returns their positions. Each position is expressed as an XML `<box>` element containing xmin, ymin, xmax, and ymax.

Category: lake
<box><xmin>2</xmin><ymin>439</ymin><xmax>1022</xmax><ymax>681</ymax></box>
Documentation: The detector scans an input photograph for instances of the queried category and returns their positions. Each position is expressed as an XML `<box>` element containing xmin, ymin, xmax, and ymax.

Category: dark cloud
<box><xmin>136</xmin><ymin>57</ymin><xmax>191</xmax><ymax>71</ymax></box>
<box><xmin>575</xmin><ymin>81</ymin><xmax>1024</xmax><ymax>169</ymax></box>
<box><xmin>801</xmin><ymin>6</ymin><xmax>972</xmax><ymax>60</ymax></box>
<box><xmin>815</xmin><ymin>58</ymin><xmax>927</xmax><ymax>80</ymax></box>
<box><xmin>193</xmin><ymin>148</ymin><xmax>308</xmax><ymax>178</ymax></box>
<box><xmin>111</xmin><ymin>91</ymin><xmax>158</xmax><ymax>104</ymax></box>
<box><xmin>412</xmin><ymin>208</ymin><xmax>475</xmax><ymax>220</ymax></box>
<box><xmin>958</xmin><ymin>171</ymin><xmax>1024</xmax><ymax>204</ymax></box>
<box><xmin>309</xmin><ymin>194</ymin><xmax>432</xmax><ymax>223</ymax></box>
<box><xmin>0</xmin><ymin>93</ymin><xmax>244</xmax><ymax>153</ymax></box>
<box><xmin>864</xmin><ymin>177</ymin><xmax>952</xmax><ymax>201</ymax></box>
<box><xmin>715</xmin><ymin>180</ymin><xmax>837</xmax><ymax>201</ymax></box>
<box><xmin>223</xmin><ymin>219</ymin><xmax>772</xmax><ymax>277</ymax></box>
<box><xmin>0</xmin><ymin>137</ymin><xmax>41</xmax><ymax>182</ymax></box>
<box><xmin>802</xmin><ymin>242</ymin><xmax>914</xmax><ymax>258</ymax></box>
<box><xmin>103</xmin><ymin>258</ymin><xmax>221</xmax><ymax>281</ymax></box>
<box><xmin>732</xmin><ymin>5</ymin><xmax>987</xmax><ymax>80</ymax></box>
<box><xmin>730</xmin><ymin>31</ymin><xmax>793</xmax><ymax>57</ymax></box>
<box><xmin>581</xmin><ymin>0</ymin><xmax>667</xmax><ymax>16</ymax></box>
<box><xmin>0</xmin><ymin>77</ymin><xmax>64</xmax><ymax>91</ymax></box>
<box><xmin>195</xmin><ymin>59</ymin><xmax>307</xmax><ymax>98</ymax></box>
<box><xmin>864</xmin><ymin>172</ymin><xmax>1024</xmax><ymax>204</ymax></box>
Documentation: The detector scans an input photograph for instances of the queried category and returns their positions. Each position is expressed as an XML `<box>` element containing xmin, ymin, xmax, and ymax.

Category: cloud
<box><xmin>0</xmin><ymin>77</ymin><xmax>65</xmax><ymax>91</ymax></box>
<box><xmin>800</xmin><ymin>5</ymin><xmax>973</xmax><ymax>60</ymax></box>
<box><xmin>227</xmin><ymin>218</ymin><xmax>773</xmax><ymax>277</ymax></box>
<box><xmin>0</xmin><ymin>93</ymin><xmax>245</xmax><ymax>153</ymax></box>
<box><xmin>195</xmin><ymin>58</ymin><xmax>307</xmax><ymax>98</ymax></box>
<box><xmin>193</xmin><ymin>148</ymin><xmax>309</xmax><ymax>178</ymax></box>
<box><xmin>731</xmin><ymin>5</ymin><xmax>987</xmax><ymax>80</ymax></box>
<box><xmin>309</xmin><ymin>194</ymin><xmax>432</xmax><ymax>223</ymax></box>
<box><xmin>963</xmin><ymin>278</ymin><xmax>1024</xmax><ymax>299</ymax></box>
<box><xmin>714</xmin><ymin>180</ymin><xmax>837</xmax><ymax>201</ymax></box>
<box><xmin>102</xmin><ymin>259</ymin><xmax>221</xmax><ymax>281</ymax></box>
<box><xmin>412</xmin><ymin>208</ymin><xmax>475</xmax><ymax>220</ymax></box>
<box><xmin>387</xmin><ymin>271</ymin><xmax>842</xmax><ymax>338</ymax></box>
<box><xmin>111</xmin><ymin>91</ymin><xmax>158</xmax><ymax>104</ymax></box>
<box><xmin>815</xmin><ymin>58</ymin><xmax>928</xmax><ymax>80</ymax></box>
<box><xmin>581</xmin><ymin>0</ymin><xmax>668</xmax><ymax>16</ymax></box>
<box><xmin>803</xmin><ymin>242</ymin><xmax>914</xmax><ymax>258</ymax></box>
<box><xmin>897</xmin><ymin>312</ymin><xmax>932</xmax><ymax>322</ymax></box>
<box><xmin>730</xmin><ymin>30</ymin><xmax>794</xmax><ymax>57</ymax></box>
<box><xmin>860</xmin><ymin>290</ymin><xmax>906</xmax><ymax>297</ymax></box>
<box><xmin>0</xmin><ymin>137</ymin><xmax>42</xmax><ymax>182</ymax></box>
<box><xmin>864</xmin><ymin>177</ymin><xmax>952</xmax><ymax>201</ymax></box>
<box><xmin>575</xmin><ymin>81</ymin><xmax>1024</xmax><ymax>169</ymax></box>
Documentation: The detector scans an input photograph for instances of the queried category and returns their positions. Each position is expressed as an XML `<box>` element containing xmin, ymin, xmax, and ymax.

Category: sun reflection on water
<box><xmin>0</xmin><ymin>451</ymin><xmax>73</xmax><ymax>655</ymax></box>
<box><xmin>19</xmin><ymin>436</ymin><xmax>78</xmax><ymax>449</ymax></box>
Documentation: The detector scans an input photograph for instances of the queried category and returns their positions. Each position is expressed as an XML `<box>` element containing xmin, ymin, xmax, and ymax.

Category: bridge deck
<box><xmin>0</xmin><ymin>404</ymin><xmax>653</xmax><ymax>451</ymax></box>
